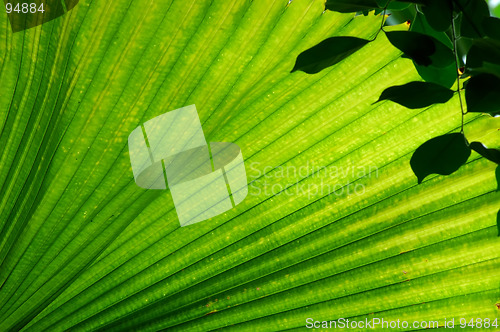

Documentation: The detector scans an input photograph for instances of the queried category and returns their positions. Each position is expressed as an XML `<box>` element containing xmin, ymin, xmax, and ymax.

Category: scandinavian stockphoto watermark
<box><xmin>128</xmin><ymin>105</ymin><xmax>248</xmax><ymax>227</ymax></box>
<box><xmin>248</xmin><ymin>161</ymin><xmax>379</xmax><ymax>199</ymax></box>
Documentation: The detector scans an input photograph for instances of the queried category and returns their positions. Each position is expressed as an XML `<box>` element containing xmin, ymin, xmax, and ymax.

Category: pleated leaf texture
<box><xmin>0</xmin><ymin>0</ymin><xmax>499</xmax><ymax>331</ymax></box>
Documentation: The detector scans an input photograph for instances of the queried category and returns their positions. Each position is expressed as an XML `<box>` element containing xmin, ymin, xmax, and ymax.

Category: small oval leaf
<box><xmin>470</xmin><ymin>142</ymin><xmax>500</xmax><ymax>164</ymax></box>
<box><xmin>375</xmin><ymin>81</ymin><xmax>454</xmax><ymax>109</ymax></box>
<box><xmin>291</xmin><ymin>37</ymin><xmax>369</xmax><ymax>74</ymax></box>
<box><xmin>410</xmin><ymin>133</ymin><xmax>471</xmax><ymax>184</ymax></box>
<box><xmin>465</xmin><ymin>73</ymin><xmax>500</xmax><ymax>115</ymax></box>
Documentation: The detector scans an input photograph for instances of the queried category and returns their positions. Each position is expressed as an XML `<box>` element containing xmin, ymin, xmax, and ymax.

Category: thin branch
<box><xmin>451</xmin><ymin>16</ymin><xmax>466</xmax><ymax>134</ymax></box>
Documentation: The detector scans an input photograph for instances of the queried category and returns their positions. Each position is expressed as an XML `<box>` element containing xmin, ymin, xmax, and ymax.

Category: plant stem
<box><xmin>451</xmin><ymin>16</ymin><xmax>465</xmax><ymax>134</ymax></box>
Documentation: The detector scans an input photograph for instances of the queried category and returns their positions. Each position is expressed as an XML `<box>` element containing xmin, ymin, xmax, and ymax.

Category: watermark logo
<box><xmin>248</xmin><ymin>162</ymin><xmax>379</xmax><ymax>199</ymax></box>
<box><xmin>128</xmin><ymin>105</ymin><xmax>248</xmax><ymax>227</ymax></box>
<box><xmin>3</xmin><ymin>0</ymin><xmax>78</xmax><ymax>32</ymax></box>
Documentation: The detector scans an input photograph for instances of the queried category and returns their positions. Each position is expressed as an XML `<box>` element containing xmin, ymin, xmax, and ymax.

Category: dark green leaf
<box><xmin>496</xmin><ymin>209</ymin><xmax>500</xmax><ymax>236</ymax></box>
<box><xmin>467</xmin><ymin>38</ymin><xmax>500</xmax><ymax>68</ymax></box>
<box><xmin>387</xmin><ymin>2</ymin><xmax>412</xmax><ymax>10</ymax></box>
<box><xmin>385</xmin><ymin>31</ymin><xmax>454</xmax><ymax>67</ymax></box>
<box><xmin>454</xmin><ymin>0</ymin><xmax>490</xmax><ymax>38</ymax></box>
<box><xmin>410</xmin><ymin>133</ymin><xmax>471</xmax><ymax>183</ymax></box>
<box><xmin>466</xmin><ymin>63</ymin><xmax>500</xmax><ymax>79</ymax></box>
<box><xmin>465</xmin><ymin>73</ymin><xmax>500</xmax><ymax>115</ymax></box>
<box><xmin>466</xmin><ymin>38</ymin><xmax>500</xmax><ymax>77</ymax></box>
<box><xmin>376</xmin><ymin>0</ymin><xmax>391</xmax><ymax>7</ymax></box>
<box><xmin>291</xmin><ymin>37</ymin><xmax>369</xmax><ymax>74</ymax></box>
<box><xmin>497</xmin><ymin>166</ymin><xmax>500</xmax><ymax>191</ymax></box>
<box><xmin>470</xmin><ymin>142</ymin><xmax>500</xmax><ymax>163</ymax></box>
<box><xmin>483</xmin><ymin>16</ymin><xmax>500</xmax><ymax>40</ymax></box>
<box><xmin>325</xmin><ymin>0</ymin><xmax>381</xmax><ymax>12</ymax></box>
<box><xmin>375</xmin><ymin>81</ymin><xmax>455</xmax><ymax>108</ymax></box>
<box><xmin>393</xmin><ymin>0</ymin><xmax>427</xmax><ymax>4</ymax></box>
<box><xmin>420</xmin><ymin>0</ymin><xmax>453</xmax><ymax>31</ymax></box>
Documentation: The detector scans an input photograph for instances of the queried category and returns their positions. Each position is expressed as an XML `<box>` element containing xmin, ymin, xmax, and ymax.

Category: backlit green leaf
<box><xmin>410</xmin><ymin>12</ymin><xmax>457</xmax><ymax>88</ymax></box>
<box><xmin>385</xmin><ymin>30</ymin><xmax>455</xmax><ymax>67</ymax></box>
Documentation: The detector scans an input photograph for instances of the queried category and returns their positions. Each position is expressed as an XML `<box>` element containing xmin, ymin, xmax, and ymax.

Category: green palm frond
<box><xmin>0</xmin><ymin>0</ymin><xmax>498</xmax><ymax>331</ymax></box>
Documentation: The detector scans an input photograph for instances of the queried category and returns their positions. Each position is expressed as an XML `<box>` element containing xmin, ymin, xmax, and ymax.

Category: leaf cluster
<box><xmin>293</xmin><ymin>0</ymin><xmax>500</xmax><ymax>233</ymax></box>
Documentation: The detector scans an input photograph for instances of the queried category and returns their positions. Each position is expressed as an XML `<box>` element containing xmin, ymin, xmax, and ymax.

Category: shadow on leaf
<box><xmin>410</xmin><ymin>133</ymin><xmax>471</xmax><ymax>184</ymax></box>
<box><xmin>375</xmin><ymin>81</ymin><xmax>454</xmax><ymax>109</ymax></box>
<box><xmin>291</xmin><ymin>37</ymin><xmax>369</xmax><ymax>74</ymax></box>
<box><xmin>325</xmin><ymin>0</ymin><xmax>383</xmax><ymax>13</ymax></box>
